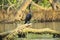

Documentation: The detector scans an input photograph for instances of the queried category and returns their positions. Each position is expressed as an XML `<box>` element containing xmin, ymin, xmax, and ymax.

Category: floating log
<box><xmin>0</xmin><ymin>23</ymin><xmax>59</xmax><ymax>40</ymax></box>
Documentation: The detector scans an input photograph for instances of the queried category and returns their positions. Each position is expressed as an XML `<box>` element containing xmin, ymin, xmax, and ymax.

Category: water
<box><xmin>0</xmin><ymin>22</ymin><xmax>60</xmax><ymax>32</ymax></box>
<box><xmin>16</xmin><ymin>38</ymin><xmax>60</xmax><ymax>40</ymax></box>
<box><xmin>16</xmin><ymin>22</ymin><xmax>60</xmax><ymax>40</ymax></box>
<box><xmin>0</xmin><ymin>22</ymin><xmax>60</xmax><ymax>40</ymax></box>
<box><xmin>0</xmin><ymin>23</ymin><xmax>17</xmax><ymax>32</ymax></box>
<box><xmin>15</xmin><ymin>33</ymin><xmax>60</xmax><ymax>40</ymax></box>
<box><xmin>32</xmin><ymin>22</ymin><xmax>60</xmax><ymax>32</ymax></box>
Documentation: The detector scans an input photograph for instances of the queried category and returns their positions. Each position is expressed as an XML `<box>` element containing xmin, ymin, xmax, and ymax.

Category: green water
<box><xmin>15</xmin><ymin>33</ymin><xmax>60</xmax><ymax>40</ymax></box>
<box><xmin>16</xmin><ymin>38</ymin><xmax>60</xmax><ymax>40</ymax></box>
<box><xmin>16</xmin><ymin>22</ymin><xmax>60</xmax><ymax>40</ymax></box>
<box><xmin>26</xmin><ymin>33</ymin><xmax>53</xmax><ymax>39</ymax></box>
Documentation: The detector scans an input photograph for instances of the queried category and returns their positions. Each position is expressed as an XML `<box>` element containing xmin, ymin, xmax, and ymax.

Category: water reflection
<box><xmin>32</xmin><ymin>22</ymin><xmax>60</xmax><ymax>32</ymax></box>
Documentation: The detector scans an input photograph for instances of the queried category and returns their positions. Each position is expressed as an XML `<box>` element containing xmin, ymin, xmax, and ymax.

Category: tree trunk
<box><xmin>15</xmin><ymin>0</ymin><xmax>32</xmax><ymax>21</ymax></box>
<box><xmin>49</xmin><ymin>0</ymin><xmax>60</xmax><ymax>10</ymax></box>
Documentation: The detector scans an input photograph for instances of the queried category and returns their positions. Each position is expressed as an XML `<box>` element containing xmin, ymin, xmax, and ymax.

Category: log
<box><xmin>0</xmin><ymin>23</ymin><xmax>59</xmax><ymax>40</ymax></box>
<box><xmin>0</xmin><ymin>24</ymin><xmax>32</xmax><ymax>37</ymax></box>
<box><xmin>0</xmin><ymin>24</ymin><xmax>60</xmax><ymax>36</ymax></box>
<box><xmin>3</xmin><ymin>23</ymin><xmax>32</xmax><ymax>40</ymax></box>
<box><xmin>24</xmin><ymin>28</ymin><xmax>60</xmax><ymax>34</ymax></box>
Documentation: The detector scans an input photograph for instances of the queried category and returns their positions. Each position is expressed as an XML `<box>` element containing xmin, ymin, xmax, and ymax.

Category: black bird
<box><xmin>24</xmin><ymin>10</ymin><xmax>32</xmax><ymax>24</ymax></box>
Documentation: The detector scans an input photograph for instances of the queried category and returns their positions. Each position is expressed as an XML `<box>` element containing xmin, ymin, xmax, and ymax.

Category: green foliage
<box><xmin>0</xmin><ymin>0</ymin><xmax>2</xmax><ymax>5</ymax></box>
<box><xmin>0</xmin><ymin>0</ymin><xmax>23</xmax><ymax>10</ymax></box>
<box><xmin>38</xmin><ymin>0</ymin><xmax>51</xmax><ymax>8</ymax></box>
<box><xmin>0</xmin><ymin>0</ymin><xmax>17</xmax><ymax>5</ymax></box>
<box><xmin>7</xmin><ymin>0</ymin><xmax>17</xmax><ymax>5</ymax></box>
<box><xmin>33</xmin><ymin>0</ymin><xmax>51</xmax><ymax>8</ymax></box>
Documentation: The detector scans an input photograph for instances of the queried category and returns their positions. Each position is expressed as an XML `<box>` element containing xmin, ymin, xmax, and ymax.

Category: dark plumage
<box><xmin>24</xmin><ymin>3</ymin><xmax>32</xmax><ymax>24</ymax></box>
<box><xmin>24</xmin><ymin>11</ymin><xmax>32</xmax><ymax>24</ymax></box>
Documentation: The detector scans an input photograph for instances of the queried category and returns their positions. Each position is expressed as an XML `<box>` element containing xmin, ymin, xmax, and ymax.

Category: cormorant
<box><xmin>24</xmin><ymin>3</ymin><xmax>32</xmax><ymax>24</ymax></box>
<box><xmin>24</xmin><ymin>10</ymin><xmax>32</xmax><ymax>24</ymax></box>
